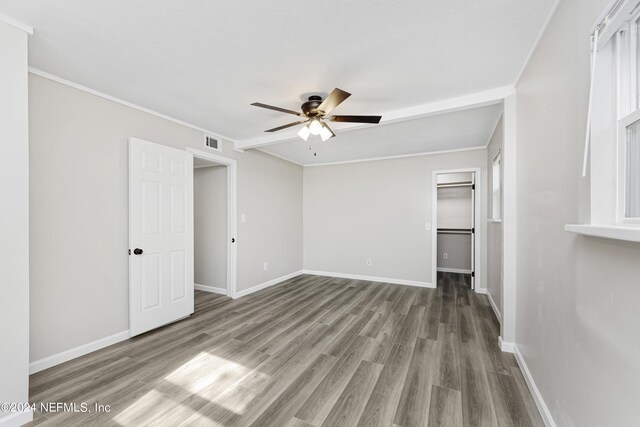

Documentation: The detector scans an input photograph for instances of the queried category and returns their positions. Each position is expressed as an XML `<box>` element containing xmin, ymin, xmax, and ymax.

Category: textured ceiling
<box><xmin>0</xmin><ymin>0</ymin><xmax>554</xmax><ymax>148</ymax></box>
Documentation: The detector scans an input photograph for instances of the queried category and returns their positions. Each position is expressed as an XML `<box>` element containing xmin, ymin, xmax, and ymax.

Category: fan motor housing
<box><xmin>301</xmin><ymin>95</ymin><xmax>323</xmax><ymax>116</ymax></box>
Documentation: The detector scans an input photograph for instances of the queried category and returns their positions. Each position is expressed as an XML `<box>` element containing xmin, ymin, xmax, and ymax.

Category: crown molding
<box><xmin>28</xmin><ymin>67</ymin><xmax>237</xmax><ymax>144</ymax></box>
<box><xmin>514</xmin><ymin>0</ymin><xmax>561</xmax><ymax>85</ymax></box>
<box><xmin>255</xmin><ymin>148</ymin><xmax>304</xmax><ymax>166</ymax></box>
<box><xmin>303</xmin><ymin>146</ymin><xmax>486</xmax><ymax>167</ymax></box>
<box><xmin>0</xmin><ymin>13</ymin><xmax>33</xmax><ymax>35</ymax></box>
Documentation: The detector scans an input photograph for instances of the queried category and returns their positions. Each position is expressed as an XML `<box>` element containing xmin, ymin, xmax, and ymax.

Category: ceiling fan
<box><xmin>251</xmin><ymin>88</ymin><xmax>382</xmax><ymax>142</ymax></box>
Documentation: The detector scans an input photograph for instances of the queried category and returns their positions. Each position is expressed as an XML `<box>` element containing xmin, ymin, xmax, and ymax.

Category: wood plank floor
<box><xmin>27</xmin><ymin>273</ymin><xmax>544</xmax><ymax>426</ymax></box>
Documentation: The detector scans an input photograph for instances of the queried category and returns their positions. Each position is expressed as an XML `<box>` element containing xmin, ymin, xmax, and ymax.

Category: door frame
<box><xmin>187</xmin><ymin>147</ymin><xmax>238</xmax><ymax>299</ymax></box>
<box><xmin>431</xmin><ymin>167</ymin><xmax>482</xmax><ymax>291</ymax></box>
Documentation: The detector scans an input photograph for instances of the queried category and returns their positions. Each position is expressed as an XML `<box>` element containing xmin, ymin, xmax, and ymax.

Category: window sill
<box><xmin>488</xmin><ymin>219</ymin><xmax>502</xmax><ymax>223</ymax></box>
<box><xmin>564</xmin><ymin>224</ymin><xmax>640</xmax><ymax>243</ymax></box>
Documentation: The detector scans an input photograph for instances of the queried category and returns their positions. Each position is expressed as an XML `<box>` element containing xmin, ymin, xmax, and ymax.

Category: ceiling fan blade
<box><xmin>251</xmin><ymin>102</ymin><xmax>303</xmax><ymax>116</ymax></box>
<box><xmin>329</xmin><ymin>115</ymin><xmax>382</xmax><ymax>124</ymax></box>
<box><xmin>317</xmin><ymin>88</ymin><xmax>351</xmax><ymax>114</ymax></box>
<box><xmin>264</xmin><ymin>120</ymin><xmax>308</xmax><ymax>133</ymax></box>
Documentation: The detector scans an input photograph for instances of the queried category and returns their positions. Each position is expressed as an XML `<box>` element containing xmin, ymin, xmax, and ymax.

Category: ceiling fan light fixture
<box><xmin>297</xmin><ymin>124</ymin><xmax>311</xmax><ymax>141</ymax></box>
<box><xmin>309</xmin><ymin>117</ymin><xmax>323</xmax><ymax>135</ymax></box>
<box><xmin>320</xmin><ymin>123</ymin><xmax>334</xmax><ymax>142</ymax></box>
<box><xmin>251</xmin><ymin>88</ymin><xmax>382</xmax><ymax>141</ymax></box>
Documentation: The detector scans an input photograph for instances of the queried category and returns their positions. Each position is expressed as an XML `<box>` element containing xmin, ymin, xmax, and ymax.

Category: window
<box><xmin>615</xmin><ymin>9</ymin><xmax>640</xmax><ymax>223</ymax></box>
<box><xmin>585</xmin><ymin>1</ymin><xmax>640</xmax><ymax>227</ymax></box>
<box><xmin>568</xmin><ymin>1</ymin><xmax>640</xmax><ymax>240</ymax></box>
<box><xmin>492</xmin><ymin>152</ymin><xmax>501</xmax><ymax>221</ymax></box>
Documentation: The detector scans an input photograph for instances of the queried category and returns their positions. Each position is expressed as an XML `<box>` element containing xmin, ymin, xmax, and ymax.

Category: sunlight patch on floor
<box><xmin>163</xmin><ymin>351</ymin><xmax>270</xmax><ymax>415</ymax></box>
<box><xmin>165</xmin><ymin>351</ymin><xmax>250</xmax><ymax>395</ymax></box>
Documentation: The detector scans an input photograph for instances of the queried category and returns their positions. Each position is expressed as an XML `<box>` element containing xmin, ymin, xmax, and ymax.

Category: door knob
<box><xmin>133</xmin><ymin>248</ymin><xmax>143</xmax><ymax>255</ymax></box>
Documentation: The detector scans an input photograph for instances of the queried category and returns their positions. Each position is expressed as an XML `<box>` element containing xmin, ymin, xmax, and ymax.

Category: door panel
<box><xmin>170</xmin><ymin>250</ymin><xmax>187</xmax><ymax>301</ymax></box>
<box><xmin>141</xmin><ymin>254</ymin><xmax>161</xmax><ymax>310</ymax></box>
<box><xmin>142</xmin><ymin>181</ymin><xmax>161</xmax><ymax>235</ymax></box>
<box><xmin>170</xmin><ymin>185</ymin><xmax>186</xmax><ymax>234</ymax></box>
<box><xmin>129</xmin><ymin>138</ymin><xmax>194</xmax><ymax>337</ymax></box>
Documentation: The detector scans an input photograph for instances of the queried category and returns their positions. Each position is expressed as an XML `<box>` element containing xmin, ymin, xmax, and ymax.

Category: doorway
<box><xmin>188</xmin><ymin>148</ymin><xmax>238</xmax><ymax>300</ymax></box>
<box><xmin>432</xmin><ymin>168</ymin><xmax>481</xmax><ymax>291</ymax></box>
<box><xmin>194</xmin><ymin>160</ymin><xmax>228</xmax><ymax>297</ymax></box>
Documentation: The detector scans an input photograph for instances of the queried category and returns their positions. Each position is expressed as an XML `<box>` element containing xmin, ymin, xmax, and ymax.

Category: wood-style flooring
<box><xmin>27</xmin><ymin>273</ymin><xmax>544</xmax><ymax>426</ymax></box>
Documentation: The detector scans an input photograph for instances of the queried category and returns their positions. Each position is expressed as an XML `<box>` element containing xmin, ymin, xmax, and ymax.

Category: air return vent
<box><xmin>204</xmin><ymin>135</ymin><xmax>220</xmax><ymax>151</ymax></box>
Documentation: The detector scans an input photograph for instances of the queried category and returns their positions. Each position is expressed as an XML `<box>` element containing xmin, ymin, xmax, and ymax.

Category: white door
<box><xmin>129</xmin><ymin>138</ymin><xmax>194</xmax><ymax>337</ymax></box>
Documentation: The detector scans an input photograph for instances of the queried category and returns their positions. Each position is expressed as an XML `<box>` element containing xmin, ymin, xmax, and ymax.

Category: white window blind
<box><xmin>583</xmin><ymin>0</ymin><xmax>640</xmax><ymax>177</ymax></box>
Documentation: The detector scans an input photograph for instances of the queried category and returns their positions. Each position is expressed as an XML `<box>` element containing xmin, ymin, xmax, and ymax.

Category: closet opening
<box><xmin>432</xmin><ymin>170</ymin><xmax>479</xmax><ymax>291</ymax></box>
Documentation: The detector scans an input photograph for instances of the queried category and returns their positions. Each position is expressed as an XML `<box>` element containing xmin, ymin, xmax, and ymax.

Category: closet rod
<box><xmin>437</xmin><ymin>228</ymin><xmax>473</xmax><ymax>235</ymax></box>
<box><xmin>437</xmin><ymin>181</ymin><xmax>473</xmax><ymax>188</ymax></box>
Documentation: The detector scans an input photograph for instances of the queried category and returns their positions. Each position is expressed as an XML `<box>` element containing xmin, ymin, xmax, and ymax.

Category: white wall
<box><xmin>487</xmin><ymin>117</ymin><xmax>503</xmax><ymax>317</ymax></box>
<box><xmin>0</xmin><ymin>20</ymin><xmax>31</xmax><ymax>425</ymax></box>
<box><xmin>437</xmin><ymin>234</ymin><xmax>472</xmax><ymax>270</ymax></box>
<box><xmin>194</xmin><ymin>166</ymin><xmax>227</xmax><ymax>290</ymax></box>
<box><xmin>28</xmin><ymin>74</ymin><xmax>303</xmax><ymax>363</ymax></box>
<box><xmin>437</xmin><ymin>186</ymin><xmax>473</xmax><ymax>229</ymax></box>
<box><xmin>303</xmin><ymin>149</ymin><xmax>487</xmax><ymax>286</ymax></box>
<box><xmin>515</xmin><ymin>0</ymin><xmax>640</xmax><ymax>425</ymax></box>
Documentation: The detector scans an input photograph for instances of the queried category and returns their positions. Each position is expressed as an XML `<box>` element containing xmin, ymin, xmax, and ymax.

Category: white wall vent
<box><xmin>205</xmin><ymin>134</ymin><xmax>221</xmax><ymax>151</ymax></box>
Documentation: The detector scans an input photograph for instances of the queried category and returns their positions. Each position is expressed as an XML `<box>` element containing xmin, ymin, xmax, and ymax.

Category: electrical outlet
<box><xmin>241</xmin><ymin>214</ymin><xmax>246</xmax><ymax>223</ymax></box>
<box><xmin>366</xmin><ymin>258</ymin><xmax>372</xmax><ymax>266</ymax></box>
<box><xmin>263</xmin><ymin>262</ymin><xmax>268</xmax><ymax>271</ymax></box>
<box><xmin>443</xmin><ymin>253</ymin><xmax>448</xmax><ymax>260</ymax></box>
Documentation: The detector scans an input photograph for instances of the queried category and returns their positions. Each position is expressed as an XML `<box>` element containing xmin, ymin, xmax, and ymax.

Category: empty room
<box><xmin>1</xmin><ymin>0</ymin><xmax>639</xmax><ymax>426</ymax></box>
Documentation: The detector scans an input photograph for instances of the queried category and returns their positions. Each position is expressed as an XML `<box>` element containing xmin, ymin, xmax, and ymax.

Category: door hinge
<box><xmin>471</xmin><ymin>271</ymin><xmax>475</xmax><ymax>278</ymax></box>
<box><xmin>472</xmin><ymin>227</ymin><xmax>475</xmax><ymax>234</ymax></box>
<box><xmin>472</xmin><ymin>184</ymin><xmax>475</xmax><ymax>190</ymax></box>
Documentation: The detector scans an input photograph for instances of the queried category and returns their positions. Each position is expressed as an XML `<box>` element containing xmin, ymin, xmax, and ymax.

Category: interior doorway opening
<box><xmin>194</xmin><ymin>158</ymin><xmax>228</xmax><ymax>298</ymax></box>
<box><xmin>432</xmin><ymin>169</ymin><xmax>480</xmax><ymax>291</ymax></box>
<box><xmin>188</xmin><ymin>148</ymin><xmax>238</xmax><ymax>300</ymax></box>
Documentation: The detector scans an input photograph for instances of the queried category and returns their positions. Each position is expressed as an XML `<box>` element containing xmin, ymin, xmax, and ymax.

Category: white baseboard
<box><xmin>436</xmin><ymin>267</ymin><xmax>472</xmax><ymax>274</ymax></box>
<box><xmin>302</xmin><ymin>270</ymin><xmax>434</xmax><ymax>288</ymax></box>
<box><xmin>234</xmin><ymin>270</ymin><xmax>304</xmax><ymax>298</ymax></box>
<box><xmin>498</xmin><ymin>336</ymin><xmax>515</xmax><ymax>353</ymax></box>
<box><xmin>0</xmin><ymin>410</ymin><xmax>33</xmax><ymax>427</ymax></box>
<box><xmin>485</xmin><ymin>290</ymin><xmax>502</xmax><ymax>324</ymax></box>
<box><xmin>194</xmin><ymin>284</ymin><xmax>227</xmax><ymax>295</ymax></box>
<box><xmin>514</xmin><ymin>345</ymin><xmax>557</xmax><ymax>427</ymax></box>
<box><xmin>29</xmin><ymin>330</ymin><xmax>130</xmax><ymax>375</ymax></box>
